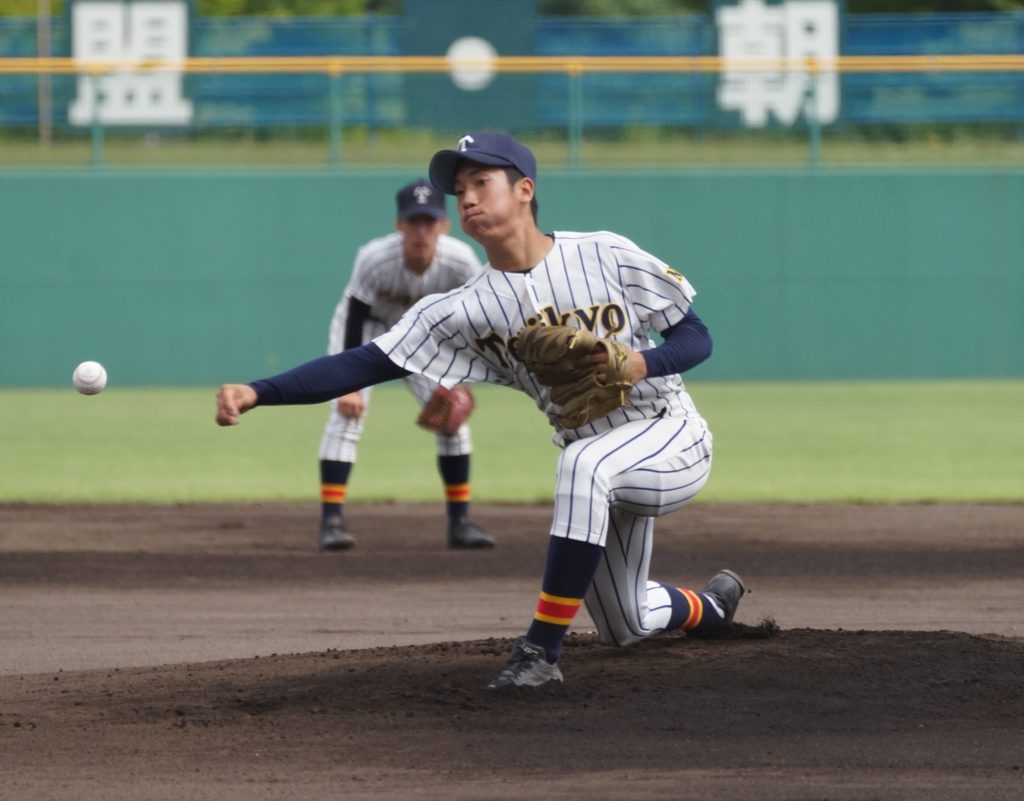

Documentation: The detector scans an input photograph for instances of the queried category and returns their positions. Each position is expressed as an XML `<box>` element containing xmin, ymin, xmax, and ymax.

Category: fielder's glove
<box><xmin>513</xmin><ymin>325</ymin><xmax>634</xmax><ymax>429</ymax></box>
<box><xmin>417</xmin><ymin>386</ymin><xmax>475</xmax><ymax>435</ymax></box>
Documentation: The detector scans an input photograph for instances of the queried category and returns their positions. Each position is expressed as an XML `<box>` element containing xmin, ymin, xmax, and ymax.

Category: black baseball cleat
<box><xmin>702</xmin><ymin>569</ymin><xmax>746</xmax><ymax>624</ymax></box>
<box><xmin>447</xmin><ymin>518</ymin><xmax>495</xmax><ymax>549</ymax></box>
<box><xmin>318</xmin><ymin>515</ymin><xmax>355</xmax><ymax>551</ymax></box>
<box><xmin>488</xmin><ymin>638</ymin><xmax>564</xmax><ymax>689</ymax></box>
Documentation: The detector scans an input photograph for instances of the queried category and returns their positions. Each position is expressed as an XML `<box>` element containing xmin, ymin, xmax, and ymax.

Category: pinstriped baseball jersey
<box><xmin>320</xmin><ymin>230</ymin><xmax>482</xmax><ymax>464</ymax></box>
<box><xmin>327</xmin><ymin>231</ymin><xmax>482</xmax><ymax>355</ymax></box>
<box><xmin>374</xmin><ymin>230</ymin><xmax>703</xmax><ymax>443</ymax></box>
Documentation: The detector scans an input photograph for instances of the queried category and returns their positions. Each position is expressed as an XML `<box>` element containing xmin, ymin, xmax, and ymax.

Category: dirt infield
<box><xmin>1</xmin><ymin>502</ymin><xmax>1022</xmax><ymax>800</ymax></box>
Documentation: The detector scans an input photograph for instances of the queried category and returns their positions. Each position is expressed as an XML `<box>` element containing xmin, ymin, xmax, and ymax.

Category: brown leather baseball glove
<box><xmin>417</xmin><ymin>386</ymin><xmax>475</xmax><ymax>435</ymax></box>
<box><xmin>514</xmin><ymin>325</ymin><xmax>634</xmax><ymax>429</ymax></box>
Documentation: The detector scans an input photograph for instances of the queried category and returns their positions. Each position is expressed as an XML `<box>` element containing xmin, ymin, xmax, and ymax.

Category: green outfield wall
<box><xmin>1</xmin><ymin>169</ymin><xmax>1021</xmax><ymax>387</ymax></box>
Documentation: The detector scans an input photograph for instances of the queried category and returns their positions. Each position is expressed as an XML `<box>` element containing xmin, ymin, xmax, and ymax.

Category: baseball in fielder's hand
<box><xmin>215</xmin><ymin>383</ymin><xmax>258</xmax><ymax>426</ymax></box>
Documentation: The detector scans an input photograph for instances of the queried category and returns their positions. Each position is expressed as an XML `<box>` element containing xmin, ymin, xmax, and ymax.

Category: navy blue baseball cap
<box><xmin>429</xmin><ymin>132</ymin><xmax>537</xmax><ymax>194</ymax></box>
<box><xmin>396</xmin><ymin>179</ymin><xmax>447</xmax><ymax>220</ymax></box>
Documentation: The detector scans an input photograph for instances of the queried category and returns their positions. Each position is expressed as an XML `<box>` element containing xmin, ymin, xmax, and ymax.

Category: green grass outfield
<box><xmin>2</xmin><ymin>380</ymin><xmax>1022</xmax><ymax>504</ymax></box>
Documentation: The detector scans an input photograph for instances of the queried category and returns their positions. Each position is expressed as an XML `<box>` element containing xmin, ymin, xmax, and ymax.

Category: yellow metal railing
<box><xmin>1</xmin><ymin>54</ymin><xmax>1024</xmax><ymax>74</ymax></box>
<box><xmin>5</xmin><ymin>53</ymin><xmax>1022</xmax><ymax>170</ymax></box>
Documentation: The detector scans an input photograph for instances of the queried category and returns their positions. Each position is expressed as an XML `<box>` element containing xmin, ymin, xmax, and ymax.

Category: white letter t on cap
<box><xmin>458</xmin><ymin>135</ymin><xmax>475</xmax><ymax>152</ymax></box>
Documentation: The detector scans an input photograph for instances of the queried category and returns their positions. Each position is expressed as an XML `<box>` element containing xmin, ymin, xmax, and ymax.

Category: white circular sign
<box><xmin>446</xmin><ymin>36</ymin><xmax>498</xmax><ymax>92</ymax></box>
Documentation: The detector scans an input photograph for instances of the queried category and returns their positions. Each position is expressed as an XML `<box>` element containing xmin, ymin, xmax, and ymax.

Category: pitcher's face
<box><xmin>453</xmin><ymin>163</ymin><xmax>533</xmax><ymax>245</ymax></box>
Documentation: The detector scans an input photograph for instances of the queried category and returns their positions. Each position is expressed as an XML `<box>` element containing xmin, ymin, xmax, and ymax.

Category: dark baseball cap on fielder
<box><xmin>396</xmin><ymin>179</ymin><xmax>447</xmax><ymax>220</ymax></box>
<box><xmin>428</xmin><ymin>132</ymin><xmax>537</xmax><ymax>194</ymax></box>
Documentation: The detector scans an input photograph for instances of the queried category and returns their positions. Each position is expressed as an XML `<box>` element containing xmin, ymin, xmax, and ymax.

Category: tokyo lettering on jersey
<box><xmin>374</xmin><ymin>230</ymin><xmax>702</xmax><ymax>442</ymax></box>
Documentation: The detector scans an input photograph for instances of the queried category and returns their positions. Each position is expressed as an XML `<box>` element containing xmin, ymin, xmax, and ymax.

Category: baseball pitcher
<box><xmin>216</xmin><ymin>133</ymin><xmax>744</xmax><ymax>688</ymax></box>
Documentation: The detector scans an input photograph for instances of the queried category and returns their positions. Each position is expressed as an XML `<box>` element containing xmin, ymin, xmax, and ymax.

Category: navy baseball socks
<box><xmin>440</xmin><ymin>454</ymin><xmax>471</xmax><ymax>521</ymax></box>
<box><xmin>319</xmin><ymin>457</ymin><xmax>492</xmax><ymax>550</ymax></box>
<box><xmin>663</xmin><ymin>570</ymin><xmax>746</xmax><ymax>635</ymax></box>
<box><xmin>524</xmin><ymin>537</ymin><xmax>600</xmax><ymax>663</ymax></box>
<box><xmin>490</xmin><ymin>537</ymin><xmax>598</xmax><ymax>687</ymax></box>
<box><xmin>490</xmin><ymin>537</ymin><xmax>745</xmax><ymax>687</ymax></box>
<box><xmin>440</xmin><ymin>455</ymin><xmax>494</xmax><ymax>549</ymax></box>
<box><xmin>487</xmin><ymin>536</ymin><xmax>593</xmax><ymax>688</ymax></box>
<box><xmin>318</xmin><ymin>460</ymin><xmax>354</xmax><ymax>551</ymax></box>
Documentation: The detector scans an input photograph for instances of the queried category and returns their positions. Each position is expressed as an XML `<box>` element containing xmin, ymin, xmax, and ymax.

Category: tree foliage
<box><xmin>0</xmin><ymin>0</ymin><xmax>59</xmax><ymax>13</ymax></box>
<box><xmin>194</xmin><ymin>0</ymin><xmax>1024</xmax><ymax>16</ymax></box>
<box><xmin>196</xmin><ymin>0</ymin><xmax>366</xmax><ymax>15</ymax></box>
<box><xmin>540</xmin><ymin>0</ymin><xmax>705</xmax><ymax>14</ymax></box>
<box><xmin>540</xmin><ymin>0</ymin><xmax>1024</xmax><ymax>13</ymax></box>
<box><xmin>847</xmin><ymin>0</ymin><xmax>1024</xmax><ymax>11</ymax></box>
<box><xmin>3</xmin><ymin>0</ymin><xmax>1023</xmax><ymax>18</ymax></box>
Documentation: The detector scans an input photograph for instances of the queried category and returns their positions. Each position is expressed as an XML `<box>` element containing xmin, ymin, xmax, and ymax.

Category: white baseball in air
<box><xmin>73</xmin><ymin>361</ymin><xmax>107</xmax><ymax>395</ymax></box>
<box><xmin>446</xmin><ymin>36</ymin><xmax>497</xmax><ymax>91</ymax></box>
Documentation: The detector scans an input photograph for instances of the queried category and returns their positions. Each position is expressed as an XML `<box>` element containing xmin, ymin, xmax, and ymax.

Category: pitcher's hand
<box><xmin>336</xmin><ymin>391</ymin><xmax>366</xmax><ymax>420</ymax></box>
<box><xmin>592</xmin><ymin>345</ymin><xmax>648</xmax><ymax>385</ymax></box>
<box><xmin>216</xmin><ymin>384</ymin><xmax>258</xmax><ymax>426</ymax></box>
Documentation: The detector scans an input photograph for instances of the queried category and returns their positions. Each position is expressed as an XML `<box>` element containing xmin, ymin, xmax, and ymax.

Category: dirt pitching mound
<box><xmin>1</xmin><ymin>501</ymin><xmax>1022</xmax><ymax>800</ymax></box>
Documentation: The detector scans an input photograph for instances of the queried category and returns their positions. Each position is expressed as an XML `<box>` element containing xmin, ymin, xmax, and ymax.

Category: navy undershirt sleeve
<box><xmin>249</xmin><ymin>343</ymin><xmax>410</xmax><ymax>406</ymax></box>
<box><xmin>641</xmin><ymin>310</ymin><xmax>713</xmax><ymax>377</ymax></box>
<box><xmin>343</xmin><ymin>297</ymin><xmax>372</xmax><ymax>351</ymax></box>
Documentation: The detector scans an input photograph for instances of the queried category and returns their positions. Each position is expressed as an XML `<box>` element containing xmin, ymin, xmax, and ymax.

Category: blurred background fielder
<box><xmin>317</xmin><ymin>179</ymin><xmax>495</xmax><ymax>551</ymax></box>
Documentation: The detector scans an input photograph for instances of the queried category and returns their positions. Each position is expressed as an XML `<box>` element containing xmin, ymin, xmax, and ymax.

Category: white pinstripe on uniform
<box><xmin>318</xmin><ymin>231</ymin><xmax>483</xmax><ymax>463</ymax></box>
<box><xmin>375</xmin><ymin>230</ymin><xmax>713</xmax><ymax>643</ymax></box>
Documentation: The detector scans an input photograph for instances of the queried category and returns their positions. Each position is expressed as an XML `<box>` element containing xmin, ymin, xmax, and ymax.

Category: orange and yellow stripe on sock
<box><xmin>445</xmin><ymin>483</ymin><xmax>471</xmax><ymax>503</ymax></box>
<box><xmin>534</xmin><ymin>591</ymin><xmax>583</xmax><ymax>626</ymax></box>
<box><xmin>321</xmin><ymin>483</ymin><xmax>347</xmax><ymax>504</ymax></box>
<box><xmin>679</xmin><ymin>587</ymin><xmax>705</xmax><ymax>630</ymax></box>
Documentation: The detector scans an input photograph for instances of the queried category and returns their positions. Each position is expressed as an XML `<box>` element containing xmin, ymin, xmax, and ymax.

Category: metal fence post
<box><xmin>37</xmin><ymin>0</ymin><xmax>53</xmax><ymax>147</ymax></box>
<box><xmin>90</xmin><ymin>71</ymin><xmax>104</xmax><ymax>169</ymax></box>
<box><xmin>568</xmin><ymin>64</ymin><xmax>583</xmax><ymax>169</ymax></box>
<box><xmin>805</xmin><ymin>63</ymin><xmax>822</xmax><ymax>170</ymax></box>
<box><xmin>328</xmin><ymin>65</ymin><xmax>344</xmax><ymax>168</ymax></box>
